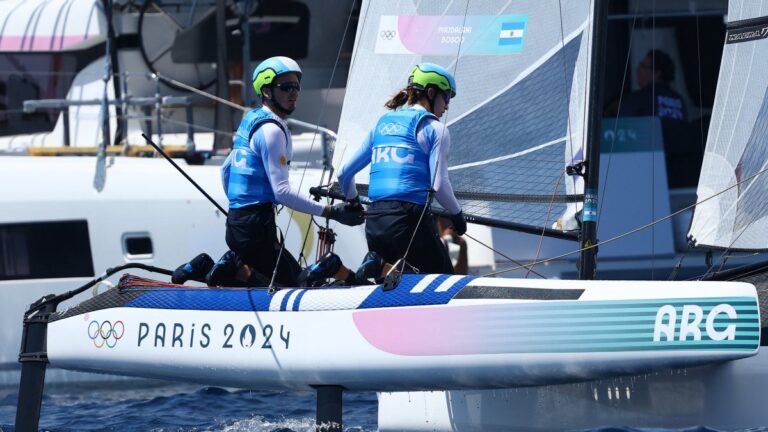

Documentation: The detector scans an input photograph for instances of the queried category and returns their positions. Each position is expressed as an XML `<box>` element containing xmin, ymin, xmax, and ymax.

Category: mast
<box><xmin>578</xmin><ymin>0</ymin><xmax>608</xmax><ymax>280</ymax></box>
<box><xmin>213</xmin><ymin>0</ymin><xmax>233</xmax><ymax>151</ymax></box>
<box><xmin>102</xmin><ymin>0</ymin><xmax>124</xmax><ymax>145</ymax></box>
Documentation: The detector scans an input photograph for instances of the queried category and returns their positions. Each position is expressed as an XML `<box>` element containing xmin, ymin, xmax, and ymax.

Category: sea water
<box><xmin>0</xmin><ymin>381</ymin><xmax>377</xmax><ymax>431</ymax></box>
<box><xmin>2</xmin><ymin>382</ymin><xmax>768</xmax><ymax>431</ymax></box>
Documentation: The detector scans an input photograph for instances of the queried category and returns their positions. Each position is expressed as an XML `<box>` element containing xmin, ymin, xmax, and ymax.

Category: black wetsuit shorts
<box><xmin>365</xmin><ymin>200</ymin><xmax>454</xmax><ymax>275</ymax></box>
<box><xmin>225</xmin><ymin>203</ymin><xmax>301</xmax><ymax>286</ymax></box>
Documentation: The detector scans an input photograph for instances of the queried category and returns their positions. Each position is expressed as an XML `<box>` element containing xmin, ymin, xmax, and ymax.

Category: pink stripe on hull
<box><xmin>353</xmin><ymin>307</ymin><xmax>482</xmax><ymax>356</ymax></box>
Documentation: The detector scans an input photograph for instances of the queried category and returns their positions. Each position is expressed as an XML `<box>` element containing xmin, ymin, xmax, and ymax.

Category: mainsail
<box><xmin>332</xmin><ymin>0</ymin><xmax>593</xmax><ymax>232</ymax></box>
<box><xmin>688</xmin><ymin>0</ymin><xmax>768</xmax><ymax>250</ymax></box>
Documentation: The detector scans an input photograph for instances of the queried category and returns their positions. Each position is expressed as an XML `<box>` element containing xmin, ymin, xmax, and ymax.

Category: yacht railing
<box><xmin>21</xmin><ymin>71</ymin><xmax>336</xmax><ymax>169</ymax></box>
<box><xmin>24</xmin><ymin>95</ymin><xmax>198</xmax><ymax>149</ymax></box>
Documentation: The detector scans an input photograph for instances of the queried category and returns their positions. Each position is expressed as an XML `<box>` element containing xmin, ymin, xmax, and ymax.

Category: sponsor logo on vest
<box><xmin>233</xmin><ymin>148</ymin><xmax>248</xmax><ymax>168</ymax></box>
<box><xmin>373</xmin><ymin>146</ymin><xmax>415</xmax><ymax>164</ymax></box>
<box><xmin>378</xmin><ymin>122</ymin><xmax>404</xmax><ymax>135</ymax></box>
<box><xmin>653</xmin><ymin>304</ymin><xmax>737</xmax><ymax>342</ymax></box>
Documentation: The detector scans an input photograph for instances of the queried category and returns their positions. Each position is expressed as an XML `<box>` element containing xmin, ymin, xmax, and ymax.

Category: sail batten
<box><xmin>689</xmin><ymin>0</ymin><xmax>768</xmax><ymax>251</ymax></box>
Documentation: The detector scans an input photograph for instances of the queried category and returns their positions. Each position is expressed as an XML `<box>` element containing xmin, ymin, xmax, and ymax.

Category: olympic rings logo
<box><xmin>378</xmin><ymin>123</ymin><xmax>403</xmax><ymax>135</ymax></box>
<box><xmin>379</xmin><ymin>30</ymin><xmax>397</xmax><ymax>40</ymax></box>
<box><xmin>87</xmin><ymin>320</ymin><xmax>125</xmax><ymax>348</ymax></box>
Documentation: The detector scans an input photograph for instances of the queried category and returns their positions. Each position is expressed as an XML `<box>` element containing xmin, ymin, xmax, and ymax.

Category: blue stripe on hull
<box><xmin>124</xmin><ymin>274</ymin><xmax>476</xmax><ymax>312</ymax></box>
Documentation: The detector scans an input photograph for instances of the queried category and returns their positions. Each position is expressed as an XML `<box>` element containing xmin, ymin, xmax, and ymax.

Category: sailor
<box><xmin>174</xmin><ymin>56</ymin><xmax>364</xmax><ymax>287</ymax></box>
<box><xmin>337</xmin><ymin>63</ymin><xmax>466</xmax><ymax>278</ymax></box>
<box><xmin>606</xmin><ymin>49</ymin><xmax>688</xmax><ymax>121</ymax></box>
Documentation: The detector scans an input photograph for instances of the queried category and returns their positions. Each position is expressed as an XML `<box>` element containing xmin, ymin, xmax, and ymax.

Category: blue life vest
<box><xmin>224</xmin><ymin>108</ymin><xmax>286</xmax><ymax>208</ymax></box>
<box><xmin>368</xmin><ymin>108</ymin><xmax>436</xmax><ymax>204</ymax></box>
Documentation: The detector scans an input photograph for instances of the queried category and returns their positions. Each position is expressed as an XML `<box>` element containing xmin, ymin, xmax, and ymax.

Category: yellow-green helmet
<box><xmin>252</xmin><ymin>56</ymin><xmax>302</xmax><ymax>97</ymax></box>
<box><xmin>407</xmin><ymin>63</ymin><xmax>457</xmax><ymax>98</ymax></box>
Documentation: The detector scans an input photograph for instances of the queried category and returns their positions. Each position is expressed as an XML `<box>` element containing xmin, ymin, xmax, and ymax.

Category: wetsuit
<box><xmin>337</xmin><ymin>105</ymin><xmax>460</xmax><ymax>274</ymax></box>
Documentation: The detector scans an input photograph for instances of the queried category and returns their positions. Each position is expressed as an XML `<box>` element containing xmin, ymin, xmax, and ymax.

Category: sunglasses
<box><xmin>274</xmin><ymin>82</ymin><xmax>301</xmax><ymax>93</ymax></box>
<box><xmin>440</xmin><ymin>91</ymin><xmax>451</xmax><ymax>105</ymax></box>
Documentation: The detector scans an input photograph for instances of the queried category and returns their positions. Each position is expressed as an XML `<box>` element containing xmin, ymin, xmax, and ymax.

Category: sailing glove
<box><xmin>450</xmin><ymin>211</ymin><xmax>467</xmax><ymax>236</ymax></box>
<box><xmin>348</xmin><ymin>196</ymin><xmax>363</xmax><ymax>210</ymax></box>
<box><xmin>328</xmin><ymin>202</ymin><xmax>365</xmax><ymax>226</ymax></box>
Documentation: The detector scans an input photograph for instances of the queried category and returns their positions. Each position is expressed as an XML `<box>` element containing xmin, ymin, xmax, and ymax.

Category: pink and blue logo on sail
<box><xmin>375</xmin><ymin>15</ymin><xmax>528</xmax><ymax>56</ymax></box>
<box><xmin>499</xmin><ymin>21</ymin><xmax>526</xmax><ymax>46</ymax></box>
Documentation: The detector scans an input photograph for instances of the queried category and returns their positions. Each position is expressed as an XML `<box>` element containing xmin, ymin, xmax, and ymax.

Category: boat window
<box><xmin>123</xmin><ymin>233</ymin><xmax>153</xmax><ymax>260</ymax></box>
<box><xmin>0</xmin><ymin>40</ymin><xmax>105</xmax><ymax>138</ymax></box>
<box><xmin>0</xmin><ymin>220</ymin><xmax>94</xmax><ymax>280</ymax></box>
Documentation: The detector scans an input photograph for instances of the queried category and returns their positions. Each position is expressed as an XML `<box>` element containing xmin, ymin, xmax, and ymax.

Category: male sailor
<box><xmin>173</xmin><ymin>56</ymin><xmax>364</xmax><ymax>287</ymax></box>
<box><xmin>336</xmin><ymin>63</ymin><xmax>466</xmax><ymax>279</ymax></box>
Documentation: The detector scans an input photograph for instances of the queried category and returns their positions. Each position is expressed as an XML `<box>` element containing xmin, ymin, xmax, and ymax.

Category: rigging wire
<box><xmin>527</xmin><ymin>173</ymin><xmax>564</xmax><ymax>278</ymax></box>
<box><xmin>521</xmin><ymin>0</ymin><xmax>576</xmax><ymax>279</ymax></box>
<box><xmin>651</xmin><ymin>0</ymin><xmax>656</xmax><ymax>280</ymax></box>
<box><xmin>391</xmin><ymin>0</ymin><xmax>471</xmax><ymax>276</ymax></box>
<box><xmin>461</xmin><ymin>231</ymin><xmax>547</xmax><ymax>279</ymax></box>
<box><xmin>553</xmin><ymin>0</ymin><xmax>580</xmax><ymax>237</ymax></box>
<box><xmin>482</xmin><ymin>161</ymin><xmax>768</xmax><ymax>278</ymax></box>
<box><xmin>597</xmin><ymin>0</ymin><xmax>640</xmax><ymax>225</ymax></box>
<box><xmin>147</xmin><ymin>1</ymin><xmax>359</xmax><ymax>287</ymax></box>
<box><xmin>695</xmin><ymin>13</ymin><xmax>706</xmax><ymax>153</ymax></box>
<box><xmin>270</xmin><ymin>0</ymin><xmax>362</xmax><ymax>274</ymax></box>
<box><xmin>266</xmin><ymin>0</ymin><xmax>359</xmax><ymax>288</ymax></box>
<box><xmin>664</xmin><ymin>4</ymin><xmax>711</xmax><ymax>281</ymax></box>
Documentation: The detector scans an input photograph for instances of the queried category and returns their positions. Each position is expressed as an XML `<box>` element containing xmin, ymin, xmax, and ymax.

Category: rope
<box><xmin>267</xmin><ymin>0</ymin><xmax>358</xmax><ymax>289</ymax></box>
<box><xmin>395</xmin><ymin>0</ymin><xmax>472</xmax><ymax>275</ymax></box>
<box><xmin>483</xmin><ymin>162</ymin><xmax>768</xmax><ymax>278</ymax></box>
<box><xmin>462</xmin><ymin>232</ymin><xmax>547</xmax><ymax>279</ymax></box>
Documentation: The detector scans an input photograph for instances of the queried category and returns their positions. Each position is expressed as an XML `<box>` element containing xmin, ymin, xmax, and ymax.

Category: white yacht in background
<box><xmin>9</xmin><ymin>2</ymin><xmax>768</xmax><ymax>430</ymax></box>
<box><xmin>0</xmin><ymin>0</ymin><xmax>497</xmax><ymax>385</ymax></box>
<box><xmin>0</xmin><ymin>0</ymin><xmax>368</xmax><ymax>385</ymax></box>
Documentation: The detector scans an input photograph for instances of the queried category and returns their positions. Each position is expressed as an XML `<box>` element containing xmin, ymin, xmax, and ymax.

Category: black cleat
<box><xmin>205</xmin><ymin>251</ymin><xmax>241</xmax><ymax>287</ymax></box>
<box><xmin>172</xmin><ymin>253</ymin><xmax>214</xmax><ymax>285</ymax></box>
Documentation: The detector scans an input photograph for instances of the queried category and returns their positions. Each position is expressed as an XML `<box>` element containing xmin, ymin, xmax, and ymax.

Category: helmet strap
<box><xmin>263</xmin><ymin>89</ymin><xmax>294</xmax><ymax>117</ymax></box>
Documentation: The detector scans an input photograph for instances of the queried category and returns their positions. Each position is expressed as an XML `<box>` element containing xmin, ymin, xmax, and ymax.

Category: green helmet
<box><xmin>252</xmin><ymin>56</ymin><xmax>302</xmax><ymax>97</ymax></box>
<box><xmin>407</xmin><ymin>63</ymin><xmax>457</xmax><ymax>98</ymax></box>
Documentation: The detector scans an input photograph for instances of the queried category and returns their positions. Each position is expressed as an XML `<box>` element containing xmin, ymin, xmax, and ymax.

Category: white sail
<box><xmin>689</xmin><ymin>1</ymin><xmax>768</xmax><ymax>250</ymax></box>
<box><xmin>333</xmin><ymin>0</ymin><xmax>591</xmax><ymax>229</ymax></box>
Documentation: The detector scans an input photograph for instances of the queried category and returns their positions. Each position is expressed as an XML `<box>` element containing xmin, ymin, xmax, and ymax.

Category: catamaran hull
<box><xmin>378</xmin><ymin>350</ymin><xmax>768</xmax><ymax>430</ymax></box>
<box><xmin>45</xmin><ymin>275</ymin><xmax>760</xmax><ymax>392</ymax></box>
<box><xmin>47</xmin><ymin>306</ymin><xmax>754</xmax><ymax>391</ymax></box>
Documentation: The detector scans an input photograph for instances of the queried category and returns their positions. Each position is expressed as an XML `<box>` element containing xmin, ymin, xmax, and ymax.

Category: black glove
<box><xmin>349</xmin><ymin>195</ymin><xmax>363</xmax><ymax>210</ymax></box>
<box><xmin>450</xmin><ymin>211</ymin><xmax>467</xmax><ymax>236</ymax></box>
<box><xmin>328</xmin><ymin>202</ymin><xmax>365</xmax><ymax>226</ymax></box>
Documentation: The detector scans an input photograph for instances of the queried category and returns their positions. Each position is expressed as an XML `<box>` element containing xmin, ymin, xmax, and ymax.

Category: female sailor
<box><xmin>337</xmin><ymin>63</ymin><xmax>466</xmax><ymax>277</ymax></box>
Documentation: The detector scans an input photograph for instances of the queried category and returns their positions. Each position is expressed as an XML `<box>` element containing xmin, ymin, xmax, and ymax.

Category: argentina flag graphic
<box><xmin>499</xmin><ymin>21</ymin><xmax>526</xmax><ymax>46</ymax></box>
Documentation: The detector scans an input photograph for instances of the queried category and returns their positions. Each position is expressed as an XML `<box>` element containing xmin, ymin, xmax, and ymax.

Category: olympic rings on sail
<box><xmin>87</xmin><ymin>320</ymin><xmax>125</xmax><ymax>348</ymax></box>
<box><xmin>379</xmin><ymin>30</ymin><xmax>397</xmax><ymax>40</ymax></box>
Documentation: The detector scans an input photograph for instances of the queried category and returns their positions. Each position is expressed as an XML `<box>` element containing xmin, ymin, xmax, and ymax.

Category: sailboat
<box><xmin>12</xmin><ymin>0</ymin><xmax>768</xmax><ymax>431</ymax></box>
<box><xmin>378</xmin><ymin>0</ymin><xmax>768</xmax><ymax>429</ymax></box>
